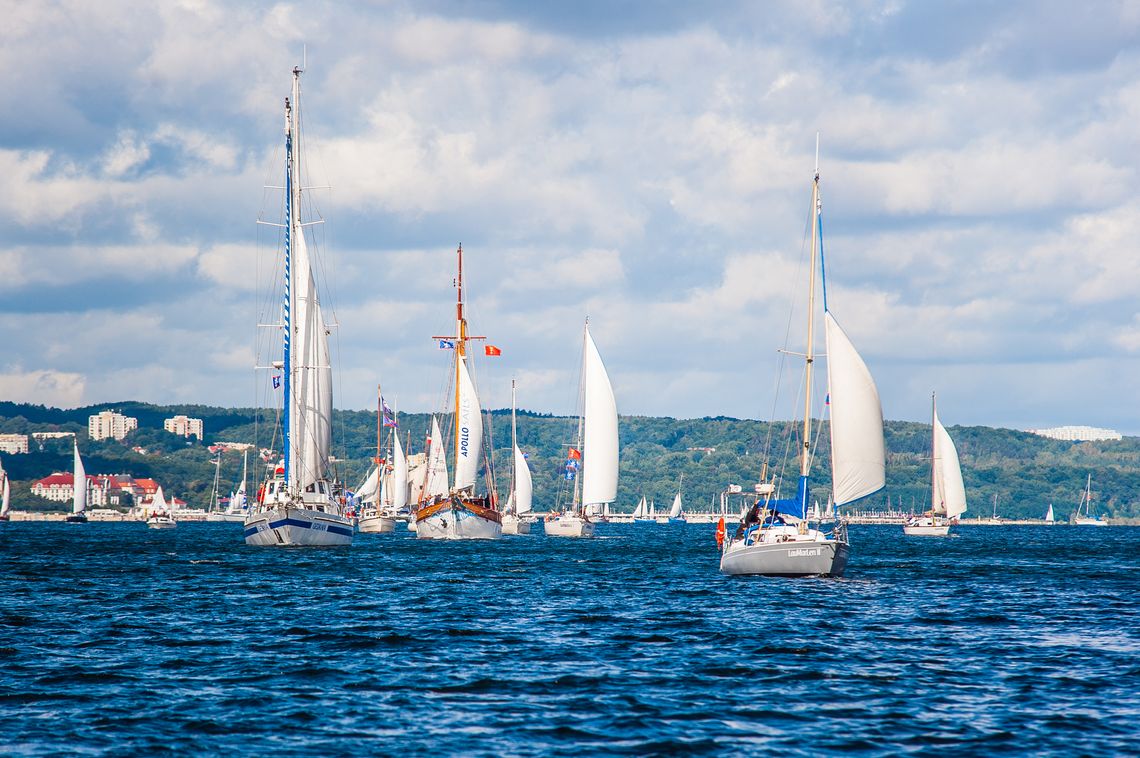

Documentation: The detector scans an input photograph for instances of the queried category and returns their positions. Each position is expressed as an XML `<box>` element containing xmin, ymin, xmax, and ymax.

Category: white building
<box><xmin>164</xmin><ymin>415</ymin><xmax>204</xmax><ymax>440</ymax></box>
<box><xmin>88</xmin><ymin>411</ymin><xmax>138</xmax><ymax>441</ymax></box>
<box><xmin>0</xmin><ymin>434</ymin><xmax>29</xmax><ymax>454</ymax></box>
<box><xmin>1029</xmin><ymin>425</ymin><xmax>1123</xmax><ymax>442</ymax></box>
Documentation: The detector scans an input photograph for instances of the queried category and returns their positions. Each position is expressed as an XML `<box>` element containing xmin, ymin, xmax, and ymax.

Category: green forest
<box><xmin>2</xmin><ymin>400</ymin><xmax>1138</xmax><ymax>520</ymax></box>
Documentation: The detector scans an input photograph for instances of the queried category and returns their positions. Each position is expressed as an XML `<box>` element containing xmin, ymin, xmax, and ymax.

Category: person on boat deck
<box><xmin>734</xmin><ymin>503</ymin><xmax>763</xmax><ymax>539</ymax></box>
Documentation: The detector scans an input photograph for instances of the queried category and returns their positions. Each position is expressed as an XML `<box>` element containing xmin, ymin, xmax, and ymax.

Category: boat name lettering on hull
<box><xmin>788</xmin><ymin>547</ymin><xmax>822</xmax><ymax>557</ymax></box>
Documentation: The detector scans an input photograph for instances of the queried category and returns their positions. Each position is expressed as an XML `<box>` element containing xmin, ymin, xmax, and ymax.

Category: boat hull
<box><xmin>903</xmin><ymin>517</ymin><xmax>951</xmax><ymax>536</ymax></box>
<box><xmin>414</xmin><ymin>497</ymin><xmax>502</xmax><ymax>540</ymax></box>
<box><xmin>65</xmin><ymin>513</ymin><xmax>88</xmax><ymax>524</ymax></box>
<box><xmin>206</xmin><ymin>512</ymin><xmax>245</xmax><ymax>523</ymax></box>
<box><xmin>720</xmin><ymin>532</ymin><xmax>848</xmax><ymax>577</ymax></box>
<box><xmin>243</xmin><ymin>506</ymin><xmax>354</xmax><ymax>546</ymax></box>
<box><xmin>544</xmin><ymin>514</ymin><xmax>596</xmax><ymax>538</ymax></box>
<box><xmin>147</xmin><ymin>518</ymin><xmax>176</xmax><ymax>529</ymax></box>
<box><xmin>502</xmin><ymin>514</ymin><xmax>532</xmax><ymax>535</ymax></box>
<box><xmin>358</xmin><ymin>514</ymin><xmax>396</xmax><ymax>533</ymax></box>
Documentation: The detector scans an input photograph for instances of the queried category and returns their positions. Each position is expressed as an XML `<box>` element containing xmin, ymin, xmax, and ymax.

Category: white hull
<box><xmin>654</xmin><ymin>516</ymin><xmax>670</xmax><ymax>524</ymax></box>
<box><xmin>903</xmin><ymin>517</ymin><xmax>952</xmax><ymax>536</ymax></box>
<box><xmin>206</xmin><ymin>512</ymin><xmax>245</xmax><ymax>523</ymax></box>
<box><xmin>502</xmin><ymin>514</ymin><xmax>532</xmax><ymax>535</ymax></box>
<box><xmin>243</xmin><ymin>506</ymin><xmax>354</xmax><ymax>546</ymax></box>
<box><xmin>544</xmin><ymin>514</ymin><xmax>596</xmax><ymax>538</ymax></box>
<box><xmin>358</xmin><ymin>515</ymin><xmax>396</xmax><ymax>533</ymax></box>
<box><xmin>415</xmin><ymin>503</ymin><xmax>502</xmax><ymax>540</ymax></box>
<box><xmin>1073</xmin><ymin>517</ymin><xmax>1108</xmax><ymax>527</ymax></box>
<box><xmin>720</xmin><ymin>526</ymin><xmax>848</xmax><ymax>577</ymax></box>
<box><xmin>147</xmin><ymin>517</ymin><xmax>176</xmax><ymax>529</ymax></box>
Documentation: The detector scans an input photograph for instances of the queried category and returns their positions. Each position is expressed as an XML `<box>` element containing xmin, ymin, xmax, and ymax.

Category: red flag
<box><xmin>567</xmin><ymin>448</ymin><xmax>581</xmax><ymax>460</ymax></box>
<box><xmin>484</xmin><ymin>345</ymin><xmax>502</xmax><ymax>356</ymax></box>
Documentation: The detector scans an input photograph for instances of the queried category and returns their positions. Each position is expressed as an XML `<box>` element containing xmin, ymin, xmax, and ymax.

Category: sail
<box><xmin>355</xmin><ymin>466</ymin><xmax>380</xmax><ymax>504</ymax></box>
<box><xmin>453</xmin><ymin>357</ymin><xmax>483</xmax><ymax>491</ymax></box>
<box><xmin>424</xmin><ymin>417</ymin><xmax>450</xmax><ymax>499</ymax></box>
<box><xmin>513</xmin><ymin>444</ymin><xmax>533</xmax><ymax>514</ymax></box>
<box><xmin>932</xmin><ymin>410</ymin><xmax>967</xmax><ymax>519</ymax></box>
<box><xmin>582</xmin><ymin>326</ymin><xmax>618</xmax><ymax>506</ymax></box>
<box><xmin>1045</xmin><ymin>504</ymin><xmax>1055</xmax><ymax>522</ymax></box>
<box><xmin>151</xmin><ymin>486</ymin><xmax>168</xmax><ymax>513</ymax></box>
<box><xmin>72</xmin><ymin>443</ymin><xmax>87</xmax><ymax>515</ymax></box>
<box><xmin>824</xmin><ymin>311</ymin><xmax>885</xmax><ymax>506</ymax></box>
<box><xmin>391</xmin><ymin>433</ymin><xmax>408</xmax><ymax>510</ymax></box>
<box><xmin>1</xmin><ymin>475</ymin><xmax>9</xmax><ymax>517</ymax></box>
<box><xmin>633</xmin><ymin>496</ymin><xmax>646</xmax><ymax>518</ymax></box>
<box><xmin>669</xmin><ymin>492</ymin><xmax>683</xmax><ymax>518</ymax></box>
<box><xmin>287</xmin><ymin>219</ymin><xmax>334</xmax><ymax>494</ymax></box>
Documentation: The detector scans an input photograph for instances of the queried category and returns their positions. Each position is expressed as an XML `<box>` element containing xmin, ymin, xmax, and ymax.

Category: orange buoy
<box><xmin>715</xmin><ymin>516</ymin><xmax>726</xmax><ymax>550</ymax></box>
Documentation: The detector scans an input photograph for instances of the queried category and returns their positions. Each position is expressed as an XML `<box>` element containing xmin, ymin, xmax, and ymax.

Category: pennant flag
<box><xmin>272</xmin><ymin>375</ymin><xmax>282</xmax><ymax>389</ymax></box>
<box><xmin>567</xmin><ymin>447</ymin><xmax>582</xmax><ymax>460</ymax></box>
<box><xmin>382</xmin><ymin>397</ymin><xmax>393</xmax><ymax>415</ymax></box>
<box><xmin>824</xmin><ymin>393</ymin><xmax>830</xmax><ymax>406</ymax></box>
<box><xmin>484</xmin><ymin>345</ymin><xmax>502</xmax><ymax>357</ymax></box>
<box><xmin>383</xmin><ymin>414</ymin><xmax>398</xmax><ymax>428</ymax></box>
<box><xmin>438</xmin><ymin>339</ymin><xmax>455</xmax><ymax>350</ymax></box>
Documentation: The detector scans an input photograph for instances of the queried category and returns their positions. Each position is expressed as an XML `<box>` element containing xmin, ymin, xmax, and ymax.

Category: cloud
<box><xmin>0</xmin><ymin>368</ymin><xmax>86</xmax><ymax>407</ymax></box>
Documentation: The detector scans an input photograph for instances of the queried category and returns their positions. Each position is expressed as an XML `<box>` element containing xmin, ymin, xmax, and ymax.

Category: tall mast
<box><xmin>801</xmin><ymin>152</ymin><xmax>821</xmax><ymax>481</ymax></box>
<box><xmin>930</xmin><ymin>391</ymin><xmax>938</xmax><ymax>513</ymax></box>
<box><xmin>375</xmin><ymin>383</ymin><xmax>383</xmax><ymax>502</ymax></box>
<box><xmin>282</xmin><ymin>67</ymin><xmax>301</xmax><ymax>488</ymax></box>
<box><xmin>454</xmin><ymin>244</ymin><xmax>466</xmax><ymax>482</ymax></box>
<box><xmin>510</xmin><ymin>378</ymin><xmax>518</xmax><ymax>503</ymax></box>
<box><xmin>573</xmin><ymin>322</ymin><xmax>587</xmax><ymax>512</ymax></box>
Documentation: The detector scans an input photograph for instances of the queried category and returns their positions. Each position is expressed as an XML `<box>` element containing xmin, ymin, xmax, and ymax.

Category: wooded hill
<box><xmin>1</xmin><ymin>400</ymin><xmax>1137</xmax><ymax>520</ymax></box>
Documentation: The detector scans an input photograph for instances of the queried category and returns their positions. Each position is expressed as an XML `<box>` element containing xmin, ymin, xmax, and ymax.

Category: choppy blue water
<box><xmin>1</xmin><ymin>523</ymin><xmax>1138</xmax><ymax>756</ymax></box>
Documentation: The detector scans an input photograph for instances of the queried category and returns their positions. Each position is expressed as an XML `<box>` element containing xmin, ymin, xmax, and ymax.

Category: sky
<box><xmin>2</xmin><ymin>0</ymin><xmax>1139</xmax><ymax>433</ymax></box>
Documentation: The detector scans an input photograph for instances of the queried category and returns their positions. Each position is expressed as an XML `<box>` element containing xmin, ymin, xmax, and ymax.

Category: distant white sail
<box><xmin>391</xmin><ymin>432</ymin><xmax>408</xmax><ymax>510</ymax></box>
<box><xmin>424</xmin><ymin>416</ymin><xmax>450</xmax><ymax>499</ymax></box>
<box><xmin>513</xmin><ymin>444</ymin><xmax>533</xmax><ymax>514</ymax></box>
<box><xmin>632</xmin><ymin>496</ymin><xmax>647</xmax><ymax>518</ymax></box>
<box><xmin>1</xmin><ymin>474</ymin><xmax>9</xmax><ymax>518</ymax></box>
<box><xmin>668</xmin><ymin>492</ymin><xmax>683</xmax><ymax>519</ymax></box>
<box><xmin>582</xmin><ymin>326</ymin><xmax>618</xmax><ymax>507</ymax></box>
<box><xmin>72</xmin><ymin>442</ymin><xmax>87</xmax><ymax>515</ymax></box>
<box><xmin>356</xmin><ymin>466</ymin><xmax>380</xmax><ymax>504</ymax></box>
<box><xmin>932</xmin><ymin>409</ymin><xmax>967</xmax><ymax>519</ymax></box>
<box><xmin>824</xmin><ymin>311</ymin><xmax>885</xmax><ymax>506</ymax></box>
<box><xmin>288</xmin><ymin>230</ymin><xmax>333</xmax><ymax>494</ymax></box>
<box><xmin>151</xmin><ymin>486</ymin><xmax>168</xmax><ymax>512</ymax></box>
<box><xmin>453</xmin><ymin>357</ymin><xmax>483</xmax><ymax>491</ymax></box>
<box><xmin>1045</xmin><ymin>503</ymin><xmax>1055</xmax><ymax>523</ymax></box>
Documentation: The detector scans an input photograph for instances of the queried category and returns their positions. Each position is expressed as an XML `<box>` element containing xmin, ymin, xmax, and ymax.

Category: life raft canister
<box><xmin>715</xmin><ymin>516</ymin><xmax>726</xmax><ymax>550</ymax></box>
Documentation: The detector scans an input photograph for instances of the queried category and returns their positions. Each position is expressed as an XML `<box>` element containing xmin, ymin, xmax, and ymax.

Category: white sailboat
<box><xmin>904</xmin><ymin>393</ymin><xmax>967</xmax><ymax>536</ymax></box>
<box><xmin>0</xmin><ymin>459</ymin><xmax>10</xmax><ymax>522</ymax></box>
<box><xmin>546</xmin><ymin>321</ymin><xmax>618</xmax><ymax>538</ymax></box>
<box><xmin>65</xmin><ymin>441</ymin><xmax>89</xmax><ymax>524</ymax></box>
<box><xmin>412</xmin><ymin>245</ymin><xmax>502</xmax><ymax>540</ymax></box>
<box><xmin>359</xmin><ymin>386</ymin><xmax>401</xmax><ymax>534</ymax></box>
<box><xmin>1071</xmin><ymin>474</ymin><xmax>1108</xmax><ymax>526</ymax></box>
<box><xmin>1045</xmin><ymin>503</ymin><xmax>1056</xmax><ymax>524</ymax></box>
<box><xmin>632</xmin><ymin>495</ymin><xmax>653</xmax><ymax>523</ymax></box>
<box><xmin>502</xmin><ymin>380</ymin><xmax>535</xmax><ymax>535</ymax></box>
<box><xmin>146</xmin><ymin>486</ymin><xmax>176</xmax><ymax>529</ymax></box>
<box><xmin>720</xmin><ymin>147</ymin><xmax>884</xmax><ymax>577</ymax></box>
<box><xmin>244</xmin><ymin>66</ymin><xmax>354</xmax><ymax>547</ymax></box>
<box><xmin>667</xmin><ymin>474</ymin><xmax>687</xmax><ymax>523</ymax></box>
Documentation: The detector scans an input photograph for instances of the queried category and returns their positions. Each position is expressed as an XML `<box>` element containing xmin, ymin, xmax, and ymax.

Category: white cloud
<box><xmin>0</xmin><ymin>368</ymin><xmax>86</xmax><ymax>407</ymax></box>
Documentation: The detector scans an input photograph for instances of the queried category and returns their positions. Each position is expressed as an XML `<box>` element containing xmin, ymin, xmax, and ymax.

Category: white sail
<box><xmin>1</xmin><ymin>475</ymin><xmax>9</xmax><ymax>517</ymax></box>
<box><xmin>633</xmin><ymin>496</ymin><xmax>647</xmax><ymax>518</ymax></box>
<box><xmin>932</xmin><ymin>409</ymin><xmax>967</xmax><ymax>519</ymax></box>
<box><xmin>1045</xmin><ymin>503</ymin><xmax>1055</xmax><ymax>522</ymax></box>
<box><xmin>151</xmin><ymin>486</ymin><xmax>168</xmax><ymax>512</ymax></box>
<box><xmin>581</xmin><ymin>325</ymin><xmax>618</xmax><ymax>507</ymax></box>
<box><xmin>287</xmin><ymin>220</ymin><xmax>334</xmax><ymax>494</ymax></box>
<box><xmin>72</xmin><ymin>442</ymin><xmax>87</xmax><ymax>515</ymax></box>
<box><xmin>235</xmin><ymin>451</ymin><xmax>248</xmax><ymax>506</ymax></box>
<box><xmin>391</xmin><ymin>433</ymin><xmax>408</xmax><ymax>510</ymax></box>
<box><xmin>452</xmin><ymin>357</ymin><xmax>483</xmax><ymax>491</ymax></box>
<box><xmin>824</xmin><ymin>311</ymin><xmax>885</xmax><ymax>506</ymax></box>
<box><xmin>424</xmin><ymin>416</ymin><xmax>450</xmax><ymax>499</ymax></box>
<box><xmin>669</xmin><ymin>492</ymin><xmax>683</xmax><ymax>518</ymax></box>
<box><xmin>513</xmin><ymin>444</ymin><xmax>533</xmax><ymax>514</ymax></box>
<box><xmin>356</xmin><ymin>466</ymin><xmax>380</xmax><ymax>504</ymax></box>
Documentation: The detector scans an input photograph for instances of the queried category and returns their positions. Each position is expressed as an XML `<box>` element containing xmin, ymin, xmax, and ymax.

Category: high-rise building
<box><xmin>88</xmin><ymin>411</ymin><xmax>138</xmax><ymax>441</ymax></box>
<box><xmin>164</xmin><ymin>415</ymin><xmax>204</xmax><ymax>440</ymax></box>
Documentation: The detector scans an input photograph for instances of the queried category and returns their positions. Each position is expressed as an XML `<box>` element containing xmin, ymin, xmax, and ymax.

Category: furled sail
<box><xmin>582</xmin><ymin>326</ymin><xmax>618</xmax><ymax>507</ymax></box>
<box><xmin>824</xmin><ymin>311</ymin><xmax>885</xmax><ymax>506</ymax></box>
<box><xmin>453</xmin><ymin>357</ymin><xmax>483</xmax><ymax>491</ymax></box>
<box><xmin>933</xmin><ymin>410</ymin><xmax>967</xmax><ymax>519</ymax></box>
<box><xmin>513</xmin><ymin>444</ymin><xmax>532</xmax><ymax>514</ymax></box>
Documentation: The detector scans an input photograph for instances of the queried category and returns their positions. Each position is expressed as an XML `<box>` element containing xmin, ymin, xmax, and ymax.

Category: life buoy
<box><xmin>715</xmin><ymin>516</ymin><xmax>725</xmax><ymax>550</ymax></box>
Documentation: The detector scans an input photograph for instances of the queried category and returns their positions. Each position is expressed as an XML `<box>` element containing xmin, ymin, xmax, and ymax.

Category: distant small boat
<box><xmin>207</xmin><ymin>450</ymin><xmax>247</xmax><ymax>523</ymax></box>
<box><xmin>632</xmin><ymin>496</ymin><xmax>653</xmax><ymax>523</ymax></box>
<box><xmin>65</xmin><ymin>442</ymin><xmax>89</xmax><ymax>524</ymax></box>
<box><xmin>546</xmin><ymin>321</ymin><xmax>617</xmax><ymax>539</ymax></box>
<box><xmin>358</xmin><ymin>385</ymin><xmax>402</xmax><ymax>534</ymax></box>
<box><xmin>904</xmin><ymin>393</ymin><xmax>967</xmax><ymax>536</ymax></box>
<box><xmin>667</xmin><ymin>474</ymin><xmax>686</xmax><ymax>523</ymax></box>
<box><xmin>1044</xmin><ymin>503</ymin><xmax>1055</xmax><ymax>524</ymax></box>
<box><xmin>146</xmin><ymin>486</ymin><xmax>177</xmax><ymax>529</ymax></box>
<box><xmin>0</xmin><ymin>464</ymin><xmax>10</xmax><ymax>522</ymax></box>
<box><xmin>986</xmin><ymin>494</ymin><xmax>1002</xmax><ymax>525</ymax></box>
<box><xmin>1071</xmin><ymin>474</ymin><xmax>1108</xmax><ymax>526</ymax></box>
<box><xmin>502</xmin><ymin>380</ymin><xmax>535</xmax><ymax>536</ymax></box>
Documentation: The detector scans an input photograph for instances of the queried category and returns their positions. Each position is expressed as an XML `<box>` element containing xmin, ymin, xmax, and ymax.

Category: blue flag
<box><xmin>272</xmin><ymin>375</ymin><xmax>282</xmax><ymax>389</ymax></box>
<box><xmin>438</xmin><ymin>339</ymin><xmax>455</xmax><ymax>350</ymax></box>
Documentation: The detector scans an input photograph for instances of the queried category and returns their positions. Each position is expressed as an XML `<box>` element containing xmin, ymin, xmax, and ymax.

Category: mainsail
<box><xmin>72</xmin><ymin>443</ymin><xmax>87</xmax><ymax>515</ymax></box>
<box><xmin>581</xmin><ymin>326</ymin><xmax>618</xmax><ymax>507</ymax></box>
<box><xmin>824</xmin><ymin>311</ymin><xmax>885</xmax><ymax>506</ymax></box>
<box><xmin>932</xmin><ymin>408</ymin><xmax>967</xmax><ymax>519</ymax></box>
<box><xmin>513</xmin><ymin>444</ymin><xmax>533</xmax><ymax>514</ymax></box>
<box><xmin>453</xmin><ymin>357</ymin><xmax>483</xmax><ymax>491</ymax></box>
<box><xmin>391</xmin><ymin>433</ymin><xmax>408</xmax><ymax>510</ymax></box>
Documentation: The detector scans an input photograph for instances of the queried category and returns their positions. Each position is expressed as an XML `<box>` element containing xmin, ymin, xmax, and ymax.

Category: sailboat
<box><xmin>667</xmin><ymin>474</ymin><xmax>687</xmax><ymax>523</ymax></box>
<box><xmin>904</xmin><ymin>393</ymin><xmax>967</xmax><ymax>536</ymax></box>
<box><xmin>146</xmin><ymin>486</ymin><xmax>176</xmax><ymax>529</ymax></box>
<box><xmin>243</xmin><ymin>66</ymin><xmax>354</xmax><ymax>547</ymax></box>
<box><xmin>502</xmin><ymin>380</ymin><xmax>535</xmax><ymax>535</ymax></box>
<box><xmin>1071</xmin><ymin>474</ymin><xmax>1108</xmax><ymax>526</ymax></box>
<box><xmin>1045</xmin><ymin>503</ymin><xmax>1056</xmax><ymax>524</ymax></box>
<box><xmin>546</xmin><ymin>321</ymin><xmax>618</xmax><ymax>538</ymax></box>
<box><xmin>411</xmin><ymin>245</ymin><xmax>502</xmax><ymax>540</ymax></box>
<box><xmin>65</xmin><ymin>441</ymin><xmax>89</xmax><ymax>524</ymax></box>
<box><xmin>632</xmin><ymin>495</ymin><xmax>653</xmax><ymax>523</ymax></box>
<box><xmin>986</xmin><ymin>494</ymin><xmax>1002</xmax><ymax>525</ymax></box>
<box><xmin>720</xmin><ymin>147</ymin><xmax>884</xmax><ymax>577</ymax></box>
<box><xmin>359</xmin><ymin>387</ymin><xmax>402</xmax><ymax>534</ymax></box>
<box><xmin>0</xmin><ymin>458</ymin><xmax>10</xmax><ymax>522</ymax></box>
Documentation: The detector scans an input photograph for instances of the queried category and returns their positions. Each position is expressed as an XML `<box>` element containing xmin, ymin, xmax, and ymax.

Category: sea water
<box><xmin>1</xmin><ymin>523</ymin><xmax>1137</xmax><ymax>755</ymax></box>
